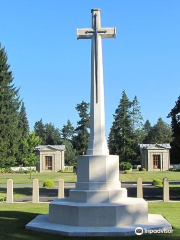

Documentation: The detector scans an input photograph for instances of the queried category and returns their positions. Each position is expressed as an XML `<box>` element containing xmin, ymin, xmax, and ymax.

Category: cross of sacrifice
<box><xmin>77</xmin><ymin>9</ymin><xmax>116</xmax><ymax>103</ymax></box>
<box><xmin>77</xmin><ymin>9</ymin><xmax>116</xmax><ymax>155</ymax></box>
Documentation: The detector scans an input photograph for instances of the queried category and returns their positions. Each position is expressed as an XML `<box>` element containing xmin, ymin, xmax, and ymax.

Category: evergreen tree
<box><xmin>72</xmin><ymin>101</ymin><xmax>90</xmax><ymax>155</ymax></box>
<box><xmin>0</xmin><ymin>44</ymin><xmax>21</xmax><ymax>167</ymax></box>
<box><xmin>143</xmin><ymin>120</ymin><xmax>151</xmax><ymax>135</ymax></box>
<box><xmin>61</xmin><ymin>119</ymin><xmax>74</xmax><ymax>141</ymax></box>
<box><xmin>144</xmin><ymin>118</ymin><xmax>172</xmax><ymax>144</ymax></box>
<box><xmin>34</xmin><ymin>119</ymin><xmax>62</xmax><ymax>145</ymax></box>
<box><xmin>17</xmin><ymin>101</ymin><xmax>29</xmax><ymax>165</ymax></box>
<box><xmin>131</xmin><ymin>96</ymin><xmax>144</xmax><ymax>163</ymax></box>
<box><xmin>45</xmin><ymin>123</ymin><xmax>62</xmax><ymax>145</ymax></box>
<box><xmin>63</xmin><ymin>140</ymin><xmax>76</xmax><ymax>166</ymax></box>
<box><xmin>34</xmin><ymin>119</ymin><xmax>46</xmax><ymax>144</ymax></box>
<box><xmin>131</xmin><ymin>96</ymin><xmax>143</xmax><ymax>131</ymax></box>
<box><xmin>108</xmin><ymin>91</ymin><xmax>134</xmax><ymax>162</ymax></box>
<box><xmin>168</xmin><ymin>95</ymin><xmax>180</xmax><ymax>162</ymax></box>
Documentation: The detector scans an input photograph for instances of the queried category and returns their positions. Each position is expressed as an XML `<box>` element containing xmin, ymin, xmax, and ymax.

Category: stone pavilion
<box><xmin>140</xmin><ymin>143</ymin><xmax>171</xmax><ymax>171</ymax></box>
<box><xmin>35</xmin><ymin>145</ymin><xmax>65</xmax><ymax>172</ymax></box>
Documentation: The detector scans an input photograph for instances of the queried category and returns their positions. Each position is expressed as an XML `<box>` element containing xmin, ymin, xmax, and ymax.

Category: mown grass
<box><xmin>119</xmin><ymin>171</ymin><xmax>180</xmax><ymax>182</ymax></box>
<box><xmin>0</xmin><ymin>202</ymin><xmax>179</xmax><ymax>240</ymax></box>
<box><xmin>0</xmin><ymin>172</ymin><xmax>77</xmax><ymax>184</ymax></box>
<box><xmin>0</xmin><ymin>187</ymin><xmax>32</xmax><ymax>200</ymax></box>
<box><xmin>0</xmin><ymin>171</ymin><xmax>179</xmax><ymax>185</ymax></box>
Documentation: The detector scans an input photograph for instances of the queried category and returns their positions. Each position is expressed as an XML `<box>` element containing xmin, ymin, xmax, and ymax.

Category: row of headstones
<box><xmin>6</xmin><ymin>177</ymin><xmax>169</xmax><ymax>203</ymax></box>
<box><xmin>137</xmin><ymin>177</ymin><xmax>169</xmax><ymax>202</ymax></box>
<box><xmin>6</xmin><ymin>179</ymin><xmax>64</xmax><ymax>203</ymax></box>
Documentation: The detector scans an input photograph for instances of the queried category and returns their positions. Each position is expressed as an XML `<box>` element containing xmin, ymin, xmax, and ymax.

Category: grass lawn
<box><xmin>0</xmin><ymin>172</ymin><xmax>77</xmax><ymax>184</ymax></box>
<box><xmin>0</xmin><ymin>171</ymin><xmax>179</xmax><ymax>185</ymax></box>
<box><xmin>120</xmin><ymin>171</ymin><xmax>180</xmax><ymax>182</ymax></box>
<box><xmin>0</xmin><ymin>187</ymin><xmax>32</xmax><ymax>200</ymax></box>
<box><xmin>0</xmin><ymin>202</ymin><xmax>179</xmax><ymax>240</ymax></box>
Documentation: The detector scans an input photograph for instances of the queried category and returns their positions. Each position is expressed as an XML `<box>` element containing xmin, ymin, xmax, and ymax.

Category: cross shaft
<box><xmin>77</xmin><ymin>9</ymin><xmax>116</xmax><ymax>155</ymax></box>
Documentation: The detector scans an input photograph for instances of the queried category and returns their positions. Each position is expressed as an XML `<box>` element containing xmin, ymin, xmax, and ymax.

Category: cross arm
<box><xmin>77</xmin><ymin>28</ymin><xmax>94</xmax><ymax>39</ymax></box>
<box><xmin>99</xmin><ymin>27</ymin><xmax>116</xmax><ymax>39</ymax></box>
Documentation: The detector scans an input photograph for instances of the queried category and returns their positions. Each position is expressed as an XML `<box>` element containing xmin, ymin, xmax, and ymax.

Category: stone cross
<box><xmin>77</xmin><ymin>9</ymin><xmax>116</xmax><ymax>155</ymax></box>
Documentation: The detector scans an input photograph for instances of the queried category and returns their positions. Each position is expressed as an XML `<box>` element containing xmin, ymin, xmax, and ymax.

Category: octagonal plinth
<box><xmin>69</xmin><ymin>188</ymin><xmax>127</xmax><ymax>203</ymax></box>
<box><xmin>77</xmin><ymin>155</ymin><xmax>119</xmax><ymax>184</ymax></box>
<box><xmin>49</xmin><ymin>197</ymin><xmax>148</xmax><ymax>227</ymax></box>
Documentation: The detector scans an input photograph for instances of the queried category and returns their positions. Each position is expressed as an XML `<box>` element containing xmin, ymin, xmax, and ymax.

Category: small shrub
<box><xmin>152</xmin><ymin>179</ymin><xmax>162</xmax><ymax>186</ymax></box>
<box><xmin>0</xmin><ymin>168</ymin><xmax>5</xmax><ymax>173</ymax></box>
<box><xmin>142</xmin><ymin>168</ymin><xmax>146</xmax><ymax>171</ymax></box>
<box><xmin>120</xmin><ymin>162</ymin><xmax>132</xmax><ymax>170</ymax></box>
<box><xmin>169</xmin><ymin>167</ymin><xmax>180</xmax><ymax>172</ymax></box>
<box><xmin>124</xmin><ymin>170</ymin><xmax>130</xmax><ymax>174</ymax></box>
<box><xmin>0</xmin><ymin>197</ymin><xmax>6</xmax><ymax>202</ymax></box>
<box><xmin>43</xmin><ymin>180</ymin><xmax>54</xmax><ymax>188</ymax></box>
<box><xmin>58</xmin><ymin>170</ymin><xmax>64</xmax><ymax>173</ymax></box>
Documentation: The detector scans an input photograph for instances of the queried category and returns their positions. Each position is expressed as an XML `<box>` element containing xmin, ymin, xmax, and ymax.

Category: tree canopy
<box><xmin>0</xmin><ymin>44</ymin><xmax>22</xmax><ymax>167</ymax></box>
<box><xmin>72</xmin><ymin>101</ymin><xmax>90</xmax><ymax>155</ymax></box>
<box><xmin>168</xmin><ymin>95</ymin><xmax>180</xmax><ymax>162</ymax></box>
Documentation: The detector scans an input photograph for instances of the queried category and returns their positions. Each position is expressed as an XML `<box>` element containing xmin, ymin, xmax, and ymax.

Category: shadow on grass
<box><xmin>0</xmin><ymin>210</ymin><xmax>179</xmax><ymax>240</ymax></box>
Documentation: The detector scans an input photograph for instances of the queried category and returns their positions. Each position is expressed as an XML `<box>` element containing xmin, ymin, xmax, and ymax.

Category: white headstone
<box><xmin>32</xmin><ymin>179</ymin><xmax>39</xmax><ymax>203</ymax></box>
<box><xmin>137</xmin><ymin>178</ymin><xmax>143</xmax><ymax>198</ymax></box>
<box><xmin>163</xmin><ymin>177</ymin><xmax>169</xmax><ymax>202</ymax></box>
<box><xmin>6</xmin><ymin>179</ymin><xmax>13</xmax><ymax>203</ymax></box>
<box><xmin>58</xmin><ymin>179</ymin><xmax>64</xmax><ymax>198</ymax></box>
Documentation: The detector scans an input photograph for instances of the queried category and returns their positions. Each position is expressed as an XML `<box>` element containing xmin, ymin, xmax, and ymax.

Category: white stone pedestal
<box><xmin>26</xmin><ymin>155</ymin><xmax>172</xmax><ymax>236</ymax></box>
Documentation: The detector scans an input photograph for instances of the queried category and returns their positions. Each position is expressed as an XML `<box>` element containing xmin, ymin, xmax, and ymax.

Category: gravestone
<box><xmin>26</xmin><ymin>9</ymin><xmax>172</xmax><ymax>236</ymax></box>
<box><xmin>58</xmin><ymin>179</ymin><xmax>64</xmax><ymax>198</ymax></box>
<box><xmin>32</xmin><ymin>179</ymin><xmax>39</xmax><ymax>203</ymax></box>
<box><xmin>137</xmin><ymin>178</ymin><xmax>143</xmax><ymax>198</ymax></box>
<box><xmin>163</xmin><ymin>177</ymin><xmax>169</xmax><ymax>202</ymax></box>
<box><xmin>6</xmin><ymin>179</ymin><xmax>13</xmax><ymax>203</ymax></box>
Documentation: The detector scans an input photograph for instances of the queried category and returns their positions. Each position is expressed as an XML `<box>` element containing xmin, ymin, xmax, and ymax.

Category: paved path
<box><xmin>1</xmin><ymin>182</ymin><xmax>179</xmax><ymax>202</ymax></box>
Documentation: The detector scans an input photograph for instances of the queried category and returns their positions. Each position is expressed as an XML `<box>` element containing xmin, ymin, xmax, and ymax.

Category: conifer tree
<box><xmin>34</xmin><ymin>119</ymin><xmax>47</xmax><ymax>144</ymax></box>
<box><xmin>143</xmin><ymin>120</ymin><xmax>151</xmax><ymax>135</ymax></box>
<box><xmin>131</xmin><ymin>96</ymin><xmax>143</xmax><ymax>131</ymax></box>
<box><xmin>144</xmin><ymin>118</ymin><xmax>172</xmax><ymax>144</ymax></box>
<box><xmin>61</xmin><ymin>119</ymin><xmax>74</xmax><ymax>141</ymax></box>
<box><xmin>72</xmin><ymin>101</ymin><xmax>90</xmax><ymax>155</ymax></box>
<box><xmin>168</xmin><ymin>95</ymin><xmax>180</xmax><ymax>162</ymax></box>
<box><xmin>108</xmin><ymin>91</ymin><xmax>134</xmax><ymax>162</ymax></box>
<box><xmin>0</xmin><ymin>44</ymin><xmax>21</xmax><ymax>167</ymax></box>
<box><xmin>130</xmin><ymin>96</ymin><xmax>144</xmax><ymax>163</ymax></box>
<box><xmin>17</xmin><ymin>101</ymin><xmax>29</xmax><ymax>165</ymax></box>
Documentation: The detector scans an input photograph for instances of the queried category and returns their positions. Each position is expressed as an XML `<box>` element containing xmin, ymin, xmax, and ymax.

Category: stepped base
<box><xmin>49</xmin><ymin>197</ymin><xmax>147</xmax><ymax>226</ymax></box>
<box><xmin>26</xmin><ymin>213</ymin><xmax>172</xmax><ymax>236</ymax></box>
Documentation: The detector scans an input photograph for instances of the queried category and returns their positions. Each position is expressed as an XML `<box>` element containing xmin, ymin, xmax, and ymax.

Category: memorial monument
<box><xmin>26</xmin><ymin>9</ymin><xmax>172</xmax><ymax>236</ymax></box>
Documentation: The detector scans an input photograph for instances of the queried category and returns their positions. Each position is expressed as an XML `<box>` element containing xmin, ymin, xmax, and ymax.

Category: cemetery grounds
<box><xmin>0</xmin><ymin>171</ymin><xmax>180</xmax><ymax>239</ymax></box>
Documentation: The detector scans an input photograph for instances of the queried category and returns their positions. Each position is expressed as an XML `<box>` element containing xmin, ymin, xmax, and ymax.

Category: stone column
<box><xmin>58</xmin><ymin>179</ymin><xmax>64</xmax><ymax>198</ymax></box>
<box><xmin>6</xmin><ymin>179</ymin><xmax>13</xmax><ymax>203</ymax></box>
<box><xmin>163</xmin><ymin>177</ymin><xmax>169</xmax><ymax>202</ymax></box>
<box><xmin>32</xmin><ymin>179</ymin><xmax>39</xmax><ymax>203</ymax></box>
<box><xmin>137</xmin><ymin>178</ymin><xmax>143</xmax><ymax>198</ymax></box>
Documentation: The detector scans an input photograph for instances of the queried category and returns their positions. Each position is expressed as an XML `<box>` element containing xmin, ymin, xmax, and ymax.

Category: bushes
<box><xmin>142</xmin><ymin>168</ymin><xmax>146</xmax><ymax>171</ymax></box>
<box><xmin>169</xmin><ymin>167</ymin><xmax>180</xmax><ymax>172</ymax></box>
<box><xmin>124</xmin><ymin>170</ymin><xmax>130</xmax><ymax>174</ymax></box>
<box><xmin>0</xmin><ymin>197</ymin><xmax>6</xmax><ymax>202</ymax></box>
<box><xmin>120</xmin><ymin>162</ymin><xmax>132</xmax><ymax>170</ymax></box>
<box><xmin>152</xmin><ymin>179</ymin><xmax>162</xmax><ymax>186</ymax></box>
<box><xmin>43</xmin><ymin>180</ymin><xmax>54</xmax><ymax>188</ymax></box>
<box><xmin>0</xmin><ymin>168</ymin><xmax>14</xmax><ymax>174</ymax></box>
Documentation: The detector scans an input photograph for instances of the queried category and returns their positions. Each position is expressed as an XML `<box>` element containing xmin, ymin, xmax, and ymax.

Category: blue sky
<box><xmin>0</xmin><ymin>0</ymin><xmax>180</xmax><ymax>136</ymax></box>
